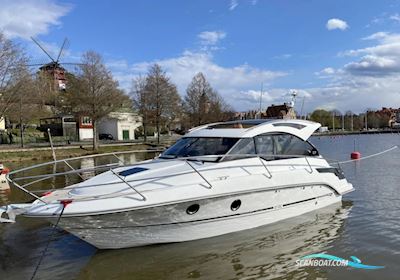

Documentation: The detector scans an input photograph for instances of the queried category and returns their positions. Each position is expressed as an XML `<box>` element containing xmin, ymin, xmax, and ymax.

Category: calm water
<box><xmin>1</xmin><ymin>134</ymin><xmax>400</xmax><ymax>280</ymax></box>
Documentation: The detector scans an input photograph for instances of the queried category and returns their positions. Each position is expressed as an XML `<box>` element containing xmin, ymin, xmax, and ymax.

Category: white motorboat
<box><xmin>0</xmin><ymin>119</ymin><xmax>354</xmax><ymax>249</ymax></box>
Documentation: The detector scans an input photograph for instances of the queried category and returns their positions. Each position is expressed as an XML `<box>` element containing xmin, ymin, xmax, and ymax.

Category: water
<box><xmin>1</xmin><ymin>134</ymin><xmax>400</xmax><ymax>280</ymax></box>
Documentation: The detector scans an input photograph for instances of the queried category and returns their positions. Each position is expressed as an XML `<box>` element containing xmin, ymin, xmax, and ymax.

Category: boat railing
<box><xmin>6</xmin><ymin>152</ymin><xmax>324</xmax><ymax>204</ymax></box>
<box><xmin>6</xmin><ymin>149</ymin><xmax>164</xmax><ymax>203</ymax></box>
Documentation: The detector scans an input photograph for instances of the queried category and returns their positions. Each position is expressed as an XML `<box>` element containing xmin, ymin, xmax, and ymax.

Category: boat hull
<box><xmin>53</xmin><ymin>185</ymin><xmax>343</xmax><ymax>249</ymax></box>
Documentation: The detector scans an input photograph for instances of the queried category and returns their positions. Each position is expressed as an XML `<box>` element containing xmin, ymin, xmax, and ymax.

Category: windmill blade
<box><xmin>27</xmin><ymin>63</ymin><xmax>50</xmax><ymax>67</ymax></box>
<box><xmin>56</xmin><ymin>38</ymin><xmax>69</xmax><ymax>63</ymax></box>
<box><xmin>60</xmin><ymin>62</ymin><xmax>86</xmax><ymax>66</ymax></box>
<box><xmin>31</xmin><ymin>37</ymin><xmax>55</xmax><ymax>62</ymax></box>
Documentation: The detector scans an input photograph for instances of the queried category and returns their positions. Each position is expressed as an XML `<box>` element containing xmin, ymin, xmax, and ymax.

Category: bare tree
<box><xmin>184</xmin><ymin>72</ymin><xmax>233</xmax><ymax>127</ymax></box>
<box><xmin>66</xmin><ymin>51</ymin><xmax>130</xmax><ymax>150</ymax></box>
<box><xmin>130</xmin><ymin>75</ymin><xmax>150</xmax><ymax>142</ymax></box>
<box><xmin>144</xmin><ymin>64</ymin><xmax>181</xmax><ymax>143</ymax></box>
<box><xmin>208</xmin><ymin>90</ymin><xmax>235</xmax><ymax>122</ymax></box>
<box><xmin>0</xmin><ymin>32</ymin><xmax>28</xmax><ymax>118</ymax></box>
<box><xmin>5</xmin><ymin>71</ymin><xmax>53</xmax><ymax>147</ymax></box>
<box><xmin>184</xmin><ymin>72</ymin><xmax>212</xmax><ymax>126</ymax></box>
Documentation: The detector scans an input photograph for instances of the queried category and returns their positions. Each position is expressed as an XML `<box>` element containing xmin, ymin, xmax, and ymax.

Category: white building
<box><xmin>318</xmin><ymin>126</ymin><xmax>329</xmax><ymax>133</ymax></box>
<box><xmin>78</xmin><ymin>116</ymin><xmax>94</xmax><ymax>140</ymax></box>
<box><xmin>98</xmin><ymin>112</ymin><xmax>142</xmax><ymax>140</ymax></box>
<box><xmin>0</xmin><ymin>117</ymin><xmax>5</xmax><ymax>131</ymax></box>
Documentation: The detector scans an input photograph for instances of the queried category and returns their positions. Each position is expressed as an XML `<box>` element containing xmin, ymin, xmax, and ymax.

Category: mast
<box><xmin>259</xmin><ymin>82</ymin><xmax>263</xmax><ymax>116</ymax></box>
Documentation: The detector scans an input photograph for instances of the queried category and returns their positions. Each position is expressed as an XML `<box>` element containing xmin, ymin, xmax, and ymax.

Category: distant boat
<box><xmin>0</xmin><ymin>163</ymin><xmax>10</xmax><ymax>190</ymax></box>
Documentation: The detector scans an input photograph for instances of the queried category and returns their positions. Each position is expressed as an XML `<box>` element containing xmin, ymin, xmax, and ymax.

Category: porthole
<box><xmin>231</xmin><ymin>199</ymin><xmax>241</xmax><ymax>211</ymax></box>
<box><xmin>186</xmin><ymin>204</ymin><xmax>200</xmax><ymax>215</ymax></box>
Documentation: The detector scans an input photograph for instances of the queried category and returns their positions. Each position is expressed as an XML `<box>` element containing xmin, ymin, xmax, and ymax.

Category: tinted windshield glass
<box><xmin>273</xmin><ymin>134</ymin><xmax>317</xmax><ymax>156</ymax></box>
<box><xmin>161</xmin><ymin>137</ymin><xmax>239</xmax><ymax>159</ymax></box>
<box><xmin>254</xmin><ymin>133</ymin><xmax>318</xmax><ymax>158</ymax></box>
<box><xmin>224</xmin><ymin>138</ymin><xmax>256</xmax><ymax>160</ymax></box>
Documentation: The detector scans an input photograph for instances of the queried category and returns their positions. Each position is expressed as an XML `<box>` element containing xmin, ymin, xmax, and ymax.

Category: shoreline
<box><xmin>0</xmin><ymin>142</ymin><xmax>170</xmax><ymax>163</ymax></box>
<box><xmin>313</xmin><ymin>129</ymin><xmax>400</xmax><ymax>136</ymax></box>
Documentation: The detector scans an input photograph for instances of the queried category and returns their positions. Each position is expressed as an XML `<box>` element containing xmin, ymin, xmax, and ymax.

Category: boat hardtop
<box><xmin>186</xmin><ymin>119</ymin><xmax>321</xmax><ymax>140</ymax></box>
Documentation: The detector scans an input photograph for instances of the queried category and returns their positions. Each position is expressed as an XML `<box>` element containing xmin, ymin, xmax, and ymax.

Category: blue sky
<box><xmin>1</xmin><ymin>0</ymin><xmax>400</xmax><ymax>113</ymax></box>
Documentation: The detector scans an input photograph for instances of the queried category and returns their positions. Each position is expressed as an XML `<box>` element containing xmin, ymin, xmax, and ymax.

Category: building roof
<box><xmin>185</xmin><ymin>119</ymin><xmax>321</xmax><ymax>140</ymax></box>
<box><xmin>266</xmin><ymin>104</ymin><xmax>292</xmax><ymax>118</ymax></box>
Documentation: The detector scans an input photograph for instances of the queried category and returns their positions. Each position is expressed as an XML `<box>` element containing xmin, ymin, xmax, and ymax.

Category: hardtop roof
<box><xmin>185</xmin><ymin>119</ymin><xmax>321</xmax><ymax>141</ymax></box>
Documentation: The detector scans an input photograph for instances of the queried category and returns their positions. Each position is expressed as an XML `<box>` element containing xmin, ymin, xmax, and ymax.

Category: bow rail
<box><xmin>6</xmin><ymin>151</ymin><xmax>325</xmax><ymax>203</ymax></box>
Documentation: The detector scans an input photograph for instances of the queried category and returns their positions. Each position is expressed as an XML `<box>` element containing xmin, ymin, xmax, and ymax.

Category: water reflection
<box><xmin>80</xmin><ymin>158</ymin><xmax>96</xmax><ymax>180</ymax></box>
<box><xmin>0</xmin><ymin>189</ymin><xmax>11</xmax><ymax>205</ymax></box>
<box><xmin>0</xmin><ymin>174</ymin><xmax>10</xmax><ymax>190</ymax></box>
<box><xmin>0</xmin><ymin>201</ymin><xmax>352</xmax><ymax>280</ymax></box>
<box><xmin>75</xmin><ymin>201</ymin><xmax>352</xmax><ymax>280</ymax></box>
<box><xmin>0</xmin><ymin>150</ymin><xmax>355</xmax><ymax>280</ymax></box>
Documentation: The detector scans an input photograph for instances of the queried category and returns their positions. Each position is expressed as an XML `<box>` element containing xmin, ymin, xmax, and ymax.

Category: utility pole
<box><xmin>19</xmin><ymin>95</ymin><xmax>23</xmax><ymax>148</ymax></box>
<box><xmin>365</xmin><ymin>110</ymin><xmax>368</xmax><ymax>130</ymax></box>
<box><xmin>259</xmin><ymin>82</ymin><xmax>263</xmax><ymax>117</ymax></box>
<box><xmin>332</xmin><ymin>112</ymin><xmax>335</xmax><ymax>132</ymax></box>
<box><xmin>300</xmin><ymin>96</ymin><xmax>305</xmax><ymax>119</ymax></box>
<box><xmin>351</xmin><ymin>113</ymin><xmax>354</xmax><ymax>131</ymax></box>
<box><xmin>342</xmin><ymin>114</ymin><xmax>345</xmax><ymax>131</ymax></box>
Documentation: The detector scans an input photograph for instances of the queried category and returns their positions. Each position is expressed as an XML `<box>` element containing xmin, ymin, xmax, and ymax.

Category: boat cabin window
<box><xmin>254</xmin><ymin>135</ymin><xmax>274</xmax><ymax>156</ymax></box>
<box><xmin>272</xmin><ymin>134</ymin><xmax>318</xmax><ymax>157</ymax></box>
<box><xmin>254</xmin><ymin>133</ymin><xmax>318</xmax><ymax>159</ymax></box>
<box><xmin>160</xmin><ymin>137</ymin><xmax>239</xmax><ymax>161</ymax></box>
<box><xmin>225</xmin><ymin>138</ymin><xmax>256</xmax><ymax>160</ymax></box>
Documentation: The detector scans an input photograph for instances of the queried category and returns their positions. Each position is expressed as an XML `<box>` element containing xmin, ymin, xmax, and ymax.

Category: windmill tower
<box><xmin>29</xmin><ymin>37</ymin><xmax>75</xmax><ymax>91</ymax></box>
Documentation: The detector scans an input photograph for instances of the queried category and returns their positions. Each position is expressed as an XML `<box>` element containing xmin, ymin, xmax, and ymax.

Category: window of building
<box><xmin>81</xmin><ymin>116</ymin><xmax>92</xmax><ymax>125</ymax></box>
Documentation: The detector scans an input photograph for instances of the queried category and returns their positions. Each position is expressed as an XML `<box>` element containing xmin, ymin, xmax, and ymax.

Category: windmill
<box><xmin>29</xmin><ymin>37</ymin><xmax>80</xmax><ymax>91</ymax></box>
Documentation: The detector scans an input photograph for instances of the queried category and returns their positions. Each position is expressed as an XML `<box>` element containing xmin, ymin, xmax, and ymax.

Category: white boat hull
<box><xmin>56</xmin><ymin>185</ymin><xmax>342</xmax><ymax>249</ymax></box>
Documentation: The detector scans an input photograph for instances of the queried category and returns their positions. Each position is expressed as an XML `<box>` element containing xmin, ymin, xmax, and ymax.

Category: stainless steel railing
<box><xmin>6</xmin><ymin>151</ymin><xmax>323</xmax><ymax>204</ymax></box>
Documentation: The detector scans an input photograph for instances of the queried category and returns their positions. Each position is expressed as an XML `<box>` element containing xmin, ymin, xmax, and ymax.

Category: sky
<box><xmin>1</xmin><ymin>0</ymin><xmax>400</xmax><ymax>114</ymax></box>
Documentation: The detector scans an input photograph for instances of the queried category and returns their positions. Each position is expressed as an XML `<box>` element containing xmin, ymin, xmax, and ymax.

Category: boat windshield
<box><xmin>160</xmin><ymin>137</ymin><xmax>239</xmax><ymax>161</ymax></box>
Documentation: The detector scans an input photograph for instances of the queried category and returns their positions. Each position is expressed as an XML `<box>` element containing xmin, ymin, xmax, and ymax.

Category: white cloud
<box><xmin>0</xmin><ymin>0</ymin><xmax>71</xmax><ymax>39</ymax></box>
<box><xmin>231</xmin><ymin>89</ymin><xmax>274</xmax><ymax>110</ymax></box>
<box><xmin>273</xmin><ymin>54</ymin><xmax>292</xmax><ymax>59</ymax></box>
<box><xmin>108</xmin><ymin>50</ymin><xmax>287</xmax><ymax>111</ymax></box>
<box><xmin>109</xmin><ymin>28</ymin><xmax>400</xmax><ymax>114</ymax></box>
<box><xmin>326</xmin><ymin>18</ymin><xmax>349</xmax><ymax>31</ymax></box>
<box><xmin>247</xmin><ymin>31</ymin><xmax>400</xmax><ymax>113</ymax></box>
<box><xmin>315</xmin><ymin>67</ymin><xmax>337</xmax><ymax>77</ymax></box>
<box><xmin>229</xmin><ymin>0</ymin><xmax>239</xmax><ymax>11</ymax></box>
<box><xmin>299</xmin><ymin>31</ymin><xmax>400</xmax><ymax>113</ymax></box>
<box><xmin>320</xmin><ymin>67</ymin><xmax>335</xmax><ymax>74</ymax></box>
<box><xmin>198</xmin><ymin>31</ymin><xmax>226</xmax><ymax>46</ymax></box>
<box><xmin>344</xmin><ymin>55</ymin><xmax>398</xmax><ymax>76</ymax></box>
<box><xmin>390</xmin><ymin>13</ymin><xmax>400</xmax><ymax>22</ymax></box>
<box><xmin>339</xmin><ymin>32</ymin><xmax>400</xmax><ymax>76</ymax></box>
<box><xmin>362</xmin><ymin>31</ymin><xmax>390</xmax><ymax>41</ymax></box>
<box><xmin>299</xmin><ymin>76</ymin><xmax>400</xmax><ymax>113</ymax></box>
